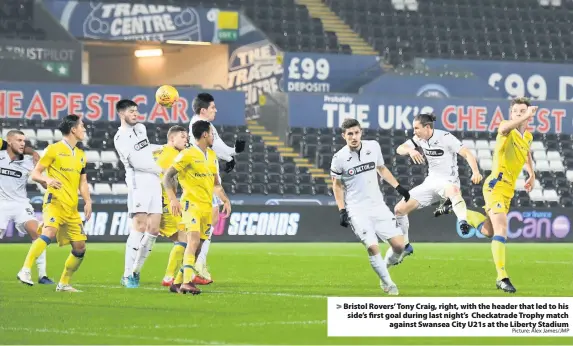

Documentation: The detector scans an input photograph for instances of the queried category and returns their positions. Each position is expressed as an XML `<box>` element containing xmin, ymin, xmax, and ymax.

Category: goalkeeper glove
<box><xmin>224</xmin><ymin>158</ymin><xmax>236</xmax><ymax>173</ymax></box>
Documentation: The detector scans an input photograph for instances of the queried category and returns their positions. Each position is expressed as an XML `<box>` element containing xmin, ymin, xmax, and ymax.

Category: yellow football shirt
<box><xmin>153</xmin><ymin>145</ymin><xmax>181</xmax><ymax>202</ymax></box>
<box><xmin>0</xmin><ymin>138</ymin><xmax>6</xmax><ymax>150</ymax></box>
<box><xmin>171</xmin><ymin>145</ymin><xmax>218</xmax><ymax>211</ymax></box>
<box><xmin>489</xmin><ymin>120</ymin><xmax>533</xmax><ymax>190</ymax></box>
<box><xmin>39</xmin><ymin>141</ymin><xmax>86</xmax><ymax>208</ymax></box>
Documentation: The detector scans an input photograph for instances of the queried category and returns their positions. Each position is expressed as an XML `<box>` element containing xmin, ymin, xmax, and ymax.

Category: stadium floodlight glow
<box><xmin>134</xmin><ymin>49</ymin><xmax>163</xmax><ymax>58</ymax></box>
<box><xmin>166</xmin><ymin>40</ymin><xmax>212</xmax><ymax>46</ymax></box>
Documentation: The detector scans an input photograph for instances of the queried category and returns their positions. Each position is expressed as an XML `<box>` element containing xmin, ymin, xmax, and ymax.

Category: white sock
<box><xmin>133</xmin><ymin>232</ymin><xmax>158</xmax><ymax>274</ymax></box>
<box><xmin>196</xmin><ymin>239</ymin><xmax>211</xmax><ymax>267</ymax></box>
<box><xmin>124</xmin><ymin>230</ymin><xmax>144</xmax><ymax>277</ymax></box>
<box><xmin>396</xmin><ymin>216</ymin><xmax>410</xmax><ymax>244</ymax></box>
<box><xmin>451</xmin><ymin>195</ymin><xmax>468</xmax><ymax>221</ymax></box>
<box><xmin>384</xmin><ymin>247</ymin><xmax>402</xmax><ymax>266</ymax></box>
<box><xmin>369</xmin><ymin>254</ymin><xmax>394</xmax><ymax>286</ymax></box>
<box><xmin>36</xmin><ymin>249</ymin><xmax>47</xmax><ymax>278</ymax></box>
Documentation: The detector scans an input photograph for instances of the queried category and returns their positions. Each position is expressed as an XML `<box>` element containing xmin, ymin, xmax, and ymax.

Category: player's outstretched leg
<box><xmin>18</xmin><ymin>233</ymin><xmax>52</xmax><ymax>286</ymax></box>
<box><xmin>56</xmin><ymin>242</ymin><xmax>86</xmax><ymax>293</ymax></box>
<box><xmin>444</xmin><ymin>186</ymin><xmax>471</xmax><ymax>235</ymax></box>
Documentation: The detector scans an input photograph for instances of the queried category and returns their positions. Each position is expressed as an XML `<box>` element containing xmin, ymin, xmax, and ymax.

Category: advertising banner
<box><xmin>425</xmin><ymin>59</ymin><xmax>573</xmax><ymax>102</ymax></box>
<box><xmin>0</xmin><ymin>39</ymin><xmax>82</xmax><ymax>83</ymax></box>
<box><xmin>282</xmin><ymin>53</ymin><xmax>383</xmax><ymax>93</ymax></box>
<box><xmin>288</xmin><ymin>93</ymin><xmax>571</xmax><ymax>133</ymax></box>
<box><xmin>1</xmin><ymin>205</ymin><xmax>570</xmax><ymax>243</ymax></box>
<box><xmin>0</xmin><ymin>82</ymin><xmax>245</xmax><ymax>125</ymax></box>
<box><xmin>226</xmin><ymin>14</ymin><xmax>283</xmax><ymax>107</ymax></box>
<box><xmin>42</xmin><ymin>0</ymin><xmax>239</xmax><ymax>43</ymax></box>
<box><xmin>359</xmin><ymin>75</ymin><xmax>503</xmax><ymax>99</ymax></box>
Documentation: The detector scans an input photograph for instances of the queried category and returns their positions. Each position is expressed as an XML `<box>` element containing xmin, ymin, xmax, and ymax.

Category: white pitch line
<box><xmin>0</xmin><ymin>326</ymin><xmax>231</xmax><ymax>345</ymax></box>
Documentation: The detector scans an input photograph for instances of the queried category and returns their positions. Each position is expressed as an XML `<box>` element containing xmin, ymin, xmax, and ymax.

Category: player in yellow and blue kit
<box><xmin>435</xmin><ymin>97</ymin><xmax>537</xmax><ymax>293</ymax></box>
<box><xmin>16</xmin><ymin>115</ymin><xmax>92</xmax><ymax>292</ymax></box>
<box><xmin>163</xmin><ymin>120</ymin><xmax>231</xmax><ymax>295</ymax></box>
<box><xmin>152</xmin><ymin>125</ymin><xmax>191</xmax><ymax>287</ymax></box>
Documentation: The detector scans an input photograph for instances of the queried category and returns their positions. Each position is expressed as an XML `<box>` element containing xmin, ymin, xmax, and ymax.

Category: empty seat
<box><xmin>111</xmin><ymin>183</ymin><xmax>129</xmax><ymax>195</ymax></box>
<box><xmin>546</xmin><ymin>151</ymin><xmax>562</xmax><ymax>161</ymax></box>
<box><xmin>535</xmin><ymin>160</ymin><xmax>551</xmax><ymax>171</ymax></box>
<box><xmin>54</xmin><ymin>130</ymin><xmax>63</xmax><ymax>141</ymax></box>
<box><xmin>479</xmin><ymin>158</ymin><xmax>493</xmax><ymax>170</ymax></box>
<box><xmin>36</xmin><ymin>129</ymin><xmax>53</xmax><ymax>142</ymax></box>
<box><xmin>477</xmin><ymin>150</ymin><xmax>491</xmax><ymax>159</ymax></box>
<box><xmin>85</xmin><ymin>150</ymin><xmax>101</xmax><ymax>163</ymax></box>
<box><xmin>543</xmin><ymin>189</ymin><xmax>559</xmax><ymax>202</ymax></box>
<box><xmin>100</xmin><ymin>151</ymin><xmax>118</xmax><ymax>164</ymax></box>
<box><xmin>529</xmin><ymin>189</ymin><xmax>544</xmax><ymax>201</ymax></box>
<box><xmin>530</xmin><ymin>141</ymin><xmax>545</xmax><ymax>151</ymax></box>
<box><xmin>475</xmin><ymin>140</ymin><xmax>489</xmax><ymax>149</ymax></box>
<box><xmin>21</xmin><ymin>129</ymin><xmax>36</xmax><ymax>141</ymax></box>
<box><xmin>567</xmin><ymin>170</ymin><xmax>573</xmax><ymax>182</ymax></box>
<box><xmin>533</xmin><ymin>151</ymin><xmax>547</xmax><ymax>160</ymax></box>
<box><xmin>93</xmin><ymin>183</ymin><xmax>112</xmax><ymax>194</ymax></box>
<box><xmin>549</xmin><ymin>160</ymin><xmax>565</xmax><ymax>172</ymax></box>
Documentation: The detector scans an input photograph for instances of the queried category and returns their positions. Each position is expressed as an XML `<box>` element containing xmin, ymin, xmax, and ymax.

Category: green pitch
<box><xmin>0</xmin><ymin>243</ymin><xmax>571</xmax><ymax>345</ymax></box>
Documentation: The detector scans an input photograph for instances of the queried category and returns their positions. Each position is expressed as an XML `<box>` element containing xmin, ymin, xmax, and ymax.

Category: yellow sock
<box><xmin>59</xmin><ymin>251</ymin><xmax>85</xmax><ymax>285</ymax></box>
<box><xmin>174</xmin><ymin>269</ymin><xmax>184</xmax><ymax>285</ymax></box>
<box><xmin>491</xmin><ymin>236</ymin><xmax>508</xmax><ymax>280</ymax></box>
<box><xmin>165</xmin><ymin>242</ymin><xmax>186</xmax><ymax>278</ymax></box>
<box><xmin>182</xmin><ymin>253</ymin><xmax>196</xmax><ymax>283</ymax></box>
<box><xmin>23</xmin><ymin>236</ymin><xmax>50</xmax><ymax>270</ymax></box>
<box><xmin>467</xmin><ymin>210</ymin><xmax>487</xmax><ymax>229</ymax></box>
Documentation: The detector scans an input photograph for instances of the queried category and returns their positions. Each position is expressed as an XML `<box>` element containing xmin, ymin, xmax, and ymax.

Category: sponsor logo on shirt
<box><xmin>0</xmin><ymin>168</ymin><xmax>23</xmax><ymax>178</ymax></box>
<box><xmin>347</xmin><ymin>162</ymin><xmax>375</xmax><ymax>176</ymax></box>
<box><xmin>134</xmin><ymin>139</ymin><xmax>149</xmax><ymax>151</ymax></box>
<box><xmin>424</xmin><ymin>149</ymin><xmax>445</xmax><ymax>157</ymax></box>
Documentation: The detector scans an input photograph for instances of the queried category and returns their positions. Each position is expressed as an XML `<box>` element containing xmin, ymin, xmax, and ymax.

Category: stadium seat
<box><xmin>547</xmin><ymin>151</ymin><xmax>562</xmax><ymax>161</ymax></box>
<box><xmin>36</xmin><ymin>129</ymin><xmax>54</xmax><ymax>142</ymax></box>
<box><xmin>93</xmin><ymin>183</ymin><xmax>112</xmax><ymax>195</ymax></box>
<box><xmin>535</xmin><ymin>160</ymin><xmax>551</xmax><ymax>171</ymax></box>
<box><xmin>566</xmin><ymin>170</ymin><xmax>573</xmax><ymax>182</ymax></box>
<box><xmin>85</xmin><ymin>151</ymin><xmax>101</xmax><ymax>163</ymax></box>
<box><xmin>479</xmin><ymin>158</ymin><xmax>493</xmax><ymax>170</ymax></box>
<box><xmin>54</xmin><ymin>130</ymin><xmax>63</xmax><ymax>141</ymax></box>
<box><xmin>100</xmin><ymin>151</ymin><xmax>118</xmax><ymax>165</ymax></box>
<box><xmin>550</xmin><ymin>160</ymin><xmax>565</xmax><ymax>172</ymax></box>
<box><xmin>544</xmin><ymin>189</ymin><xmax>560</xmax><ymax>202</ymax></box>
<box><xmin>529</xmin><ymin>189</ymin><xmax>544</xmax><ymax>201</ymax></box>
<box><xmin>477</xmin><ymin>150</ymin><xmax>491</xmax><ymax>160</ymax></box>
<box><xmin>475</xmin><ymin>140</ymin><xmax>489</xmax><ymax>150</ymax></box>
<box><xmin>530</xmin><ymin>141</ymin><xmax>546</xmax><ymax>151</ymax></box>
<box><xmin>533</xmin><ymin>151</ymin><xmax>548</xmax><ymax>160</ymax></box>
<box><xmin>111</xmin><ymin>183</ymin><xmax>129</xmax><ymax>195</ymax></box>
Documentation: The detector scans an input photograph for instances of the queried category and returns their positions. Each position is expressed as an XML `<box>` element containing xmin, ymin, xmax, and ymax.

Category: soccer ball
<box><xmin>155</xmin><ymin>85</ymin><xmax>179</xmax><ymax>108</ymax></box>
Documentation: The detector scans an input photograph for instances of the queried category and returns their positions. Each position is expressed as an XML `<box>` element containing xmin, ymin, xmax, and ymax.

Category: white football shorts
<box><xmin>409</xmin><ymin>177</ymin><xmax>461</xmax><ymax>209</ymax></box>
<box><xmin>0</xmin><ymin>201</ymin><xmax>38</xmax><ymax>239</ymax></box>
<box><xmin>348</xmin><ymin>211</ymin><xmax>402</xmax><ymax>248</ymax></box>
<box><xmin>127</xmin><ymin>182</ymin><xmax>163</xmax><ymax>216</ymax></box>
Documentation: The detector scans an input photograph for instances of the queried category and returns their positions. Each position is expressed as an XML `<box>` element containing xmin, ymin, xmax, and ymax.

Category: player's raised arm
<box><xmin>79</xmin><ymin>159</ymin><xmax>92</xmax><ymax>221</ymax></box>
<box><xmin>498</xmin><ymin>102</ymin><xmax>538</xmax><ymax>135</ymax></box>
<box><xmin>213</xmin><ymin>174</ymin><xmax>231</xmax><ymax>217</ymax></box>
<box><xmin>30</xmin><ymin>145</ymin><xmax>61</xmax><ymax>189</ymax></box>
<box><xmin>396</xmin><ymin>137</ymin><xmax>425</xmax><ymax>164</ymax></box>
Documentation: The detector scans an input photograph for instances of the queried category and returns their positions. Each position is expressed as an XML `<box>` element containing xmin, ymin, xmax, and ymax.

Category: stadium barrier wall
<box><xmin>1</xmin><ymin>205</ymin><xmax>571</xmax><ymax>243</ymax></box>
<box><xmin>287</xmin><ymin>92</ymin><xmax>572</xmax><ymax>133</ymax></box>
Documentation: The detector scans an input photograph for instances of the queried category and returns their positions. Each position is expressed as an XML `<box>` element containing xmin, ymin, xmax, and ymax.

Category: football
<box><xmin>155</xmin><ymin>85</ymin><xmax>179</xmax><ymax>108</ymax></box>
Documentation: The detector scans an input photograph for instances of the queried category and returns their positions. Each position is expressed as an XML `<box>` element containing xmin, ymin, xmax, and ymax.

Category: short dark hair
<box><xmin>116</xmin><ymin>99</ymin><xmax>138</xmax><ymax>113</ymax></box>
<box><xmin>191</xmin><ymin>120</ymin><xmax>211</xmax><ymax>140</ymax></box>
<box><xmin>192</xmin><ymin>93</ymin><xmax>214</xmax><ymax>115</ymax></box>
<box><xmin>6</xmin><ymin>130</ymin><xmax>24</xmax><ymax>137</ymax></box>
<box><xmin>59</xmin><ymin>115</ymin><xmax>81</xmax><ymax>135</ymax></box>
<box><xmin>341</xmin><ymin>118</ymin><xmax>361</xmax><ymax>133</ymax></box>
<box><xmin>414</xmin><ymin>113</ymin><xmax>437</xmax><ymax>129</ymax></box>
<box><xmin>167</xmin><ymin>125</ymin><xmax>187</xmax><ymax>139</ymax></box>
<box><xmin>510</xmin><ymin>97</ymin><xmax>531</xmax><ymax>108</ymax></box>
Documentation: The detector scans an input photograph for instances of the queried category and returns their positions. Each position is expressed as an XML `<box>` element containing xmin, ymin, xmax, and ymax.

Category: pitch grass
<box><xmin>0</xmin><ymin>243</ymin><xmax>571</xmax><ymax>345</ymax></box>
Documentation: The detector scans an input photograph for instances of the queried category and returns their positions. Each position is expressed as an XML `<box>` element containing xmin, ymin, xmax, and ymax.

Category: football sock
<box><xmin>36</xmin><ymin>249</ymin><xmax>47</xmax><ymax>278</ymax></box>
<box><xmin>23</xmin><ymin>235</ymin><xmax>50</xmax><ymax>270</ymax></box>
<box><xmin>124</xmin><ymin>230</ymin><xmax>144</xmax><ymax>277</ymax></box>
<box><xmin>133</xmin><ymin>232</ymin><xmax>158</xmax><ymax>274</ymax></box>
<box><xmin>396</xmin><ymin>215</ymin><xmax>409</xmax><ymax>243</ymax></box>
<box><xmin>369</xmin><ymin>253</ymin><xmax>394</xmax><ymax>286</ymax></box>
<box><xmin>182</xmin><ymin>253</ymin><xmax>197</xmax><ymax>283</ymax></box>
<box><xmin>165</xmin><ymin>242</ymin><xmax>186</xmax><ymax>278</ymax></box>
<box><xmin>174</xmin><ymin>269</ymin><xmax>184</xmax><ymax>285</ymax></box>
<box><xmin>467</xmin><ymin>210</ymin><xmax>487</xmax><ymax>229</ymax></box>
<box><xmin>491</xmin><ymin>235</ymin><xmax>508</xmax><ymax>280</ymax></box>
<box><xmin>59</xmin><ymin>250</ymin><xmax>85</xmax><ymax>285</ymax></box>
<box><xmin>196</xmin><ymin>237</ymin><xmax>211</xmax><ymax>267</ymax></box>
<box><xmin>384</xmin><ymin>247</ymin><xmax>402</xmax><ymax>266</ymax></box>
<box><xmin>450</xmin><ymin>194</ymin><xmax>468</xmax><ymax>221</ymax></box>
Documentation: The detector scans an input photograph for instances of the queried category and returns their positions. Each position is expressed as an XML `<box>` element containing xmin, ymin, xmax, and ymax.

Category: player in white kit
<box><xmin>0</xmin><ymin>132</ymin><xmax>54</xmax><ymax>284</ymax></box>
<box><xmin>391</xmin><ymin>113</ymin><xmax>482</xmax><ymax>265</ymax></box>
<box><xmin>113</xmin><ymin>100</ymin><xmax>163</xmax><ymax>288</ymax></box>
<box><xmin>188</xmin><ymin>93</ymin><xmax>245</xmax><ymax>282</ymax></box>
<box><xmin>330</xmin><ymin>119</ymin><xmax>411</xmax><ymax>295</ymax></box>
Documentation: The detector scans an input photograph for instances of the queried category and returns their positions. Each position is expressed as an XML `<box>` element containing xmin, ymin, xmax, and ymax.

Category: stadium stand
<box><xmin>3</xmin><ymin>118</ymin><xmax>573</xmax><ymax>208</ymax></box>
<box><xmin>324</xmin><ymin>0</ymin><xmax>573</xmax><ymax>64</ymax></box>
<box><xmin>0</xmin><ymin>0</ymin><xmax>46</xmax><ymax>40</ymax></box>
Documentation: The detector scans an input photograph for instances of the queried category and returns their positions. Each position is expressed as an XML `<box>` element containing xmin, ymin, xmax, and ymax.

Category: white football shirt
<box><xmin>190</xmin><ymin>115</ymin><xmax>236</xmax><ymax>162</ymax></box>
<box><xmin>0</xmin><ymin>151</ymin><xmax>34</xmax><ymax>203</ymax></box>
<box><xmin>330</xmin><ymin>140</ymin><xmax>393</xmax><ymax>217</ymax></box>
<box><xmin>113</xmin><ymin>123</ymin><xmax>161</xmax><ymax>188</ymax></box>
<box><xmin>402</xmin><ymin>129</ymin><xmax>463</xmax><ymax>179</ymax></box>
